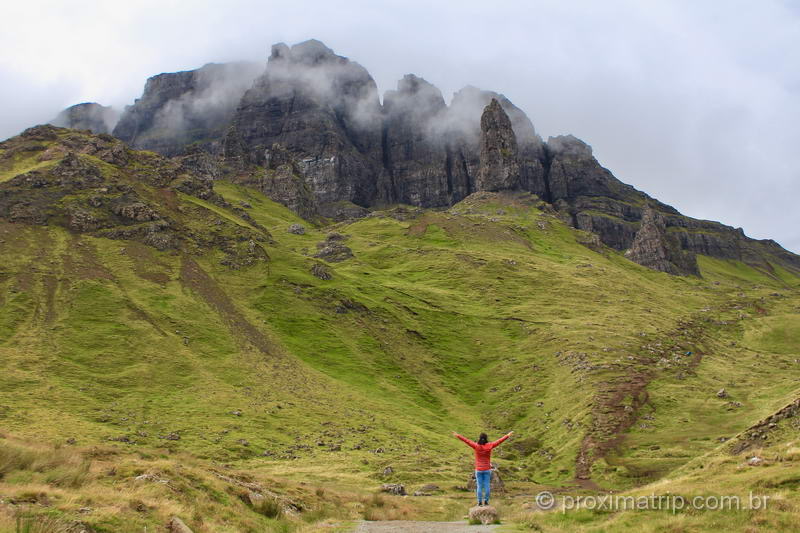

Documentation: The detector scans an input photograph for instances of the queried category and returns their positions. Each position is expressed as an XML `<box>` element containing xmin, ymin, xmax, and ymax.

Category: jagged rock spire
<box><xmin>477</xmin><ymin>99</ymin><xmax>520</xmax><ymax>191</ymax></box>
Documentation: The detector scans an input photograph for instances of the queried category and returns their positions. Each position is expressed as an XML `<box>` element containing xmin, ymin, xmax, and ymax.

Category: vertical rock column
<box><xmin>477</xmin><ymin>99</ymin><xmax>520</xmax><ymax>192</ymax></box>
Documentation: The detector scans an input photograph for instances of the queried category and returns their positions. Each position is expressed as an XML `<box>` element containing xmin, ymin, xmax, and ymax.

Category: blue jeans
<box><xmin>475</xmin><ymin>469</ymin><xmax>491</xmax><ymax>504</ymax></box>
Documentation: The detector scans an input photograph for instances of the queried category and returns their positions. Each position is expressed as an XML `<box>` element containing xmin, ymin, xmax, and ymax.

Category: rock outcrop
<box><xmin>168</xmin><ymin>517</ymin><xmax>194</xmax><ymax>533</ymax></box>
<box><xmin>380</xmin><ymin>74</ymin><xmax>454</xmax><ymax>206</ymax></box>
<box><xmin>447</xmin><ymin>86</ymin><xmax>548</xmax><ymax>198</ymax></box>
<box><xmin>224</xmin><ymin>40</ymin><xmax>384</xmax><ymax>213</ymax></box>
<box><xmin>477</xmin><ymin>99</ymin><xmax>520</xmax><ymax>191</ymax></box>
<box><xmin>245</xmin><ymin>143</ymin><xmax>321</xmax><ymax>221</ymax></box>
<box><xmin>51</xmin><ymin>102</ymin><xmax>119</xmax><ymax>134</ymax></box>
<box><xmin>625</xmin><ymin>206</ymin><xmax>699</xmax><ymax>275</ymax></box>
<box><xmin>380</xmin><ymin>483</ymin><xmax>406</xmax><ymax>495</ymax></box>
<box><xmin>545</xmin><ymin>135</ymin><xmax>634</xmax><ymax>202</ymax></box>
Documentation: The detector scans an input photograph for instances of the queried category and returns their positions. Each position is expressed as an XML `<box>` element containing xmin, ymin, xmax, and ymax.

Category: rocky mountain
<box><xmin>381</xmin><ymin>74</ymin><xmax>454</xmax><ymax>207</ymax></box>
<box><xmin>50</xmin><ymin>102</ymin><xmax>119</xmax><ymax>134</ymax></box>
<box><xmin>223</xmin><ymin>40</ymin><xmax>385</xmax><ymax>218</ymax></box>
<box><xmin>45</xmin><ymin>39</ymin><xmax>800</xmax><ymax>276</ymax></box>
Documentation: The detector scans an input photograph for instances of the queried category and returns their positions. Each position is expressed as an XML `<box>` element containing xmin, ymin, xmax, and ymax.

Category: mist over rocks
<box><xmin>545</xmin><ymin>134</ymin><xmax>625</xmax><ymax>202</ymax></box>
<box><xmin>113</xmin><ymin>61</ymin><xmax>263</xmax><ymax>156</ymax></box>
<box><xmin>447</xmin><ymin>86</ymin><xmax>548</xmax><ymax>199</ymax></box>
<box><xmin>224</xmin><ymin>40</ymin><xmax>385</xmax><ymax>216</ymax></box>
<box><xmin>47</xmin><ymin>38</ymin><xmax>800</xmax><ymax>276</ymax></box>
<box><xmin>51</xmin><ymin>102</ymin><xmax>119</xmax><ymax>135</ymax></box>
<box><xmin>380</xmin><ymin>74</ymin><xmax>453</xmax><ymax>207</ymax></box>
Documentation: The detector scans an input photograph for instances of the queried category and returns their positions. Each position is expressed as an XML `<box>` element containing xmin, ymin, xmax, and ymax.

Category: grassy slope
<box><xmin>0</xmin><ymin>175</ymin><xmax>798</xmax><ymax>532</ymax></box>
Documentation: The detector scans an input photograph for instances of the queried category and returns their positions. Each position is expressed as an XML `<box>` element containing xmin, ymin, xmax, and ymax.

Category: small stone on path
<box><xmin>354</xmin><ymin>520</ymin><xmax>497</xmax><ymax>532</ymax></box>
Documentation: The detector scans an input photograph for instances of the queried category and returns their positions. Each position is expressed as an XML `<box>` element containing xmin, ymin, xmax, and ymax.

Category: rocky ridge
<box><xmin>0</xmin><ymin>125</ymin><xmax>271</xmax><ymax>268</ymax></box>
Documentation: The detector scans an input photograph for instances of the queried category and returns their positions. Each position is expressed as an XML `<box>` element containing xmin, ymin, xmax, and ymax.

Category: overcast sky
<box><xmin>2</xmin><ymin>0</ymin><xmax>798</xmax><ymax>252</ymax></box>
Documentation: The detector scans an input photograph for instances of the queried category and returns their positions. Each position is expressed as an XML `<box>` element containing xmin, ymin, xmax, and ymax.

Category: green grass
<box><xmin>178</xmin><ymin>192</ymin><xmax>259</xmax><ymax>230</ymax></box>
<box><xmin>0</xmin><ymin>175</ymin><xmax>798</xmax><ymax>532</ymax></box>
<box><xmin>0</xmin><ymin>155</ymin><xmax>57</xmax><ymax>183</ymax></box>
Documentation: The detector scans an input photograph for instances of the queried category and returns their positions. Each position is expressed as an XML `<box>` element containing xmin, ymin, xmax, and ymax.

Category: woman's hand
<box><xmin>452</xmin><ymin>431</ymin><xmax>458</xmax><ymax>437</ymax></box>
<box><xmin>508</xmin><ymin>431</ymin><xmax>514</xmax><ymax>437</ymax></box>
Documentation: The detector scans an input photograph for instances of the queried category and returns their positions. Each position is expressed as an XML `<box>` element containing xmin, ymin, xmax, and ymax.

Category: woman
<box><xmin>453</xmin><ymin>430</ymin><xmax>513</xmax><ymax>506</ymax></box>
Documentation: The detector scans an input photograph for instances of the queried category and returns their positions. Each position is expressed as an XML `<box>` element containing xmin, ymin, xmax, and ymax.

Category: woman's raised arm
<box><xmin>453</xmin><ymin>432</ymin><xmax>478</xmax><ymax>449</ymax></box>
<box><xmin>490</xmin><ymin>431</ymin><xmax>514</xmax><ymax>448</ymax></box>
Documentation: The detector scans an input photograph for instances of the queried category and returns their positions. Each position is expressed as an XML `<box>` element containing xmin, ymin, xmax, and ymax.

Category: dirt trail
<box><xmin>353</xmin><ymin>521</ymin><xmax>498</xmax><ymax>532</ymax></box>
<box><xmin>575</xmin><ymin>292</ymin><xmax>765</xmax><ymax>483</ymax></box>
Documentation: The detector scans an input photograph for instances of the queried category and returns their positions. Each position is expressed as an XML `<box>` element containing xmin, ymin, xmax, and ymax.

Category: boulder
<box><xmin>287</xmin><ymin>223</ymin><xmax>306</xmax><ymax>235</ymax></box>
<box><xmin>468</xmin><ymin>504</ymin><xmax>499</xmax><ymax>525</ymax></box>
<box><xmin>314</xmin><ymin>236</ymin><xmax>353</xmax><ymax>262</ymax></box>
<box><xmin>168</xmin><ymin>517</ymin><xmax>194</xmax><ymax>533</ymax></box>
<box><xmin>310</xmin><ymin>262</ymin><xmax>333</xmax><ymax>280</ymax></box>
<box><xmin>380</xmin><ymin>483</ymin><xmax>406</xmax><ymax>495</ymax></box>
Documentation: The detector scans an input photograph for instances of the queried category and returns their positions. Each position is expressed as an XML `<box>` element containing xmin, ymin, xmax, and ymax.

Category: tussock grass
<box><xmin>0</xmin><ymin>513</ymin><xmax>74</xmax><ymax>533</ymax></box>
<box><xmin>0</xmin><ymin>438</ymin><xmax>88</xmax><ymax>488</ymax></box>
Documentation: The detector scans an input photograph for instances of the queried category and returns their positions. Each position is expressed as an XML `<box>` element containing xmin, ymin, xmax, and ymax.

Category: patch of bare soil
<box><xmin>179</xmin><ymin>255</ymin><xmax>277</xmax><ymax>357</ymax></box>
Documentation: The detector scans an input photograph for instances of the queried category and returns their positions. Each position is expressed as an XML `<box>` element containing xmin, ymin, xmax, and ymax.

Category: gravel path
<box><xmin>353</xmin><ymin>521</ymin><xmax>498</xmax><ymax>532</ymax></box>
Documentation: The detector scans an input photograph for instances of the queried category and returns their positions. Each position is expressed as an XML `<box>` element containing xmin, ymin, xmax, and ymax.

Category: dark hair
<box><xmin>478</xmin><ymin>433</ymin><xmax>488</xmax><ymax>445</ymax></box>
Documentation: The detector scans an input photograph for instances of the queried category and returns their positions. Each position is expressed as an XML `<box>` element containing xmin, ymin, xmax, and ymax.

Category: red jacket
<box><xmin>456</xmin><ymin>433</ymin><xmax>510</xmax><ymax>471</ymax></box>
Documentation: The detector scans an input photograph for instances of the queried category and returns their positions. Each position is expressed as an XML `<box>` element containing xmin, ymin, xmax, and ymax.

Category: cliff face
<box><xmin>51</xmin><ymin>103</ymin><xmax>119</xmax><ymax>135</ymax></box>
<box><xmin>50</xmin><ymin>39</ymin><xmax>800</xmax><ymax>276</ymax></box>
<box><xmin>445</xmin><ymin>86</ymin><xmax>547</xmax><ymax>200</ymax></box>
<box><xmin>381</xmin><ymin>74</ymin><xmax>453</xmax><ymax>207</ymax></box>
<box><xmin>224</xmin><ymin>40</ymin><xmax>385</xmax><ymax>217</ymax></box>
<box><xmin>113</xmin><ymin>61</ymin><xmax>262</xmax><ymax>156</ymax></box>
